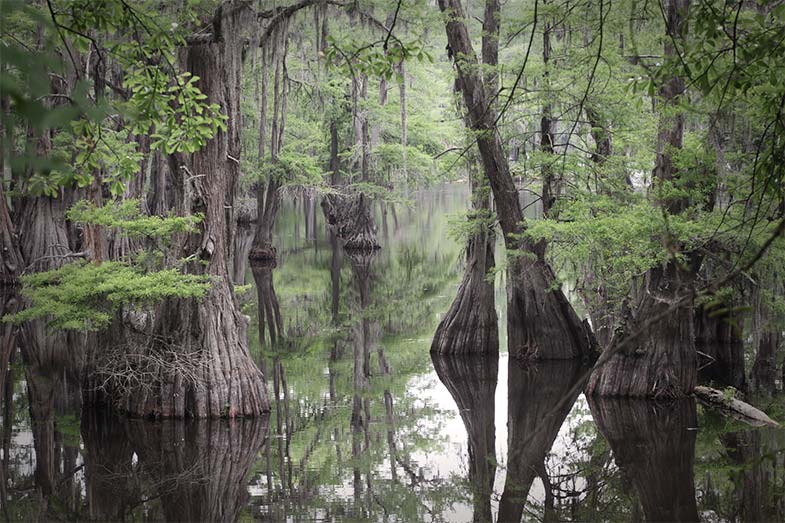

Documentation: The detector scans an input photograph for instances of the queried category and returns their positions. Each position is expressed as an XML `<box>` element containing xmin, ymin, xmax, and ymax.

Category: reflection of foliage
<box><xmin>245</xmin><ymin>187</ymin><xmax>469</xmax><ymax>519</ymax></box>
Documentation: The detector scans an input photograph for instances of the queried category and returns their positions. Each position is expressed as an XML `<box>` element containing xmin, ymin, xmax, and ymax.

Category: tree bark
<box><xmin>431</xmin><ymin>223</ymin><xmax>497</xmax><ymax>354</ymax></box>
<box><xmin>589</xmin><ymin>0</ymin><xmax>696</xmax><ymax>398</ymax></box>
<box><xmin>0</xmin><ymin>183</ymin><xmax>22</xmax><ymax>285</ymax></box>
<box><xmin>432</xmin><ymin>0</ymin><xmax>500</xmax><ymax>356</ymax></box>
<box><xmin>322</xmin><ymin>192</ymin><xmax>380</xmax><ymax>250</ymax></box>
<box><xmin>87</xmin><ymin>1</ymin><xmax>268</xmax><ymax>418</ymax></box>
<box><xmin>587</xmin><ymin>264</ymin><xmax>697</xmax><ymax>398</ymax></box>
<box><xmin>438</xmin><ymin>0</ymin><xmax>595</xmax><ymax>361</ymax></box>
<box><xmin>540</xmin><ymin>8</ymin><xmax>558</xmax><ymax>218</ymax></box>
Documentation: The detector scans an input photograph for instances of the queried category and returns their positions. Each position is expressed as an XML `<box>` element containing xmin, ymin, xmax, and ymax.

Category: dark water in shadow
<box><xmin>2</xmin><ymin>184</ymin><xmax>785</xmax><ymax>521</ymax></box>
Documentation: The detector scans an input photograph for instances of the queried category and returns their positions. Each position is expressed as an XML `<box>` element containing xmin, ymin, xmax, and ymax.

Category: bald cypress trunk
<box><xmin>588</xmin><ymin>0</ymin><xmax>695</xmax><ymax>398</ymax></box>
<box><xmin>438</xmin><ymin>0</ymin><xmax>595</xmax><ymax>361</ymax></box>
<box><xmin>322</xmin><ymin>193</ymin><xmax>380</xmax><ymax>250</ymax></box>
<box><xmin>86</xmin><ymin>1</ymin><xmax>268</xmax><ymax>418</ymax></box>
<box><xmin>0</xmin><ymin>184</ymin><xmax>21</xmax><ymax>285</ymax></box>
<box><xmin>431</xmin><ymin>222</ymin><xmax>497</xmax><ymax>354</ymax></box>
<box><xmin>432</xmin><ymin>0</ymin><xmax>499</xmax><ymax>356</ymax></box>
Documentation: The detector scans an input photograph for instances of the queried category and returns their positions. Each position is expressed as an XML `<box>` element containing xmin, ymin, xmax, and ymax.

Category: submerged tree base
<box><xmin>84</xmin><ymin>281</ymin><xmax>270</xmax><ymax>419</ymax></box>
<box><xmin>587</xmin><ymin>263</ymin><xmax>696</xmax><ymax>399</ymax></box>
<box><xmin>431</xmin><ymin>233</ymin><xmax>497</xmax><ymax>355</ymax></box>
<box><xmin>507</xmin><ymin>256</ymin><xmax>598</xmax><ymax>361</ymax></box>
<box><xmin>322</xmin><ymin>193</ymin><xmax>380</xmax><ymax>250</ymax></box>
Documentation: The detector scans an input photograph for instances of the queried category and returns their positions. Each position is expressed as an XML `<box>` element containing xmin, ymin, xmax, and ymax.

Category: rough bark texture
<box><xmin>0</xmin><ymin>184</ymin><xmax>22</xmax><ymax>285</ymax></box>
<box><xmin>497</xmin><ymin>360</ymin><xmax>585</xmax><ymax>521</ymax></box>
<box><xmin>431</xmin><ymin>227</ymin><xmax>497</xmax><ymax>355</ymax></box>
<box><xmin>540</xmin><ymin>11</ymin><xmax>558</xmax><ymax>218</ymax></box>
<box><xmin>589</xmin><ymin>0</ymin><xmax>696</xmax><ymax>397</ymax></box>
<box><xmin>432</xmin><ymin>0</ymin><xmax>499</xmax><ymax>356</ymax></box>
<box><xmin>589</xmin><ymin>398</ymin><xmax>700</xmax><ymax>522</ymax></box>
<box><xmin>251</xmin><ymin>178</ymin><xmax>281</xmax><ymax>262</ymax></box>
<box><xmin>15</xmin><ymin>193</ymin><xmax>74</xmax><ymax>273</ymax></box>
<box><xmin>322</xmin><ymin>193</ymin><xmax>380</xmax><ymax>250</ymax></box>
<box><xmin>438</xmin><ymin>0</ymin><xmax>595</xmax><ymax>361</ymax></box>
<box><xmin>86</xmin><ymin>1</ymin><xmax>268</xmax><ymax>418</ymax></box>
<box><xmin>587</xmin><ymin>264</ymin><xmax>697</xmax><ymax>398</ymax></box>
<box><xmin>432</xmin><ymin>355</ymin><xmax>497</xmax><ymax>523</ymax></box>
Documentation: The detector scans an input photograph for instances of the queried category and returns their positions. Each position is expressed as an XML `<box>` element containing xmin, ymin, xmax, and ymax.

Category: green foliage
<box><xmin>260</xmin><ymin>151</ymin><xmax>326</xmax><ymax>188</ymax></box>
<box><xmin>0</xmin><ymin>0</ymin><xmax>225</xmax><ymax>198</ymax></box>
<box><xmin>67</xmin><ymin>199</ymin><xmax>202</xmax><ymax>240</ymax></box>
<box><xmin>6</xmin><ymin>261</ymin><xmax>210</xmax><ymax>330</ymax></box>
<box><xmin>446</xmin><ymin>207</ymin><xmax>496</xmax><ymax>244</ymax></box>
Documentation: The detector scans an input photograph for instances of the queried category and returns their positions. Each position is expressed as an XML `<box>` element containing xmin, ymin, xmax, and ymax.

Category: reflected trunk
<box><xmin>81</xmin><ymin>411</ymin><xmax>268</xmax><ymax>521</ymax></box>
<box><xmin>720</xmin><ymin>429</ymin><xmax>785</xmax><ymax>522</ymax></box>
<box><xmin>498</xmin><ymin>360</ymin><xmax>585</xmax><ymax>522</ymax></box>
<box><xmin>17</xmin><ymin>320</ymin><xmax>83</xmax><ymax>518</ymax></box>
<box><xmin>232</xmin><ymin>213</ymin><xmax>255</xmax><ymax>285</ymax></box>
<box><xmin>432</xmin><ymin>355</ymin><xmax>497</xmax><ymax>523</ymax></box>
<box><xmin>589</xmin><ymin>398</ymin><xmax>700</xmax><ymax>522</ymax></box>
<box><xmin>251</xmin><ymin>259</ymin><xmax>283</xmax><ymax>348</ymax></box>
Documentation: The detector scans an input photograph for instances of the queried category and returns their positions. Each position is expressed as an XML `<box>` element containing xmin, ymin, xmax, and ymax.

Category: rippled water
<box><xmin>2</xmin><ymin>184</ymin><xmax>785</xmax><ymax>521</ymax></box>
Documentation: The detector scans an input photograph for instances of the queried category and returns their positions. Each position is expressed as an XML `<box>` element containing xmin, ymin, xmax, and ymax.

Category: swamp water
<box><xmin>2</xmin><ymin>184</ymin><xmax>785</xmax><ymax>522</ymax></box>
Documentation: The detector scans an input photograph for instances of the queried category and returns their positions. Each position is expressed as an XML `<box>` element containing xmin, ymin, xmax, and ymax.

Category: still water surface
<box><xmin>2</xmin><ymin>184</ymin><xmax>785</xmax><ymax>521</ymax></box>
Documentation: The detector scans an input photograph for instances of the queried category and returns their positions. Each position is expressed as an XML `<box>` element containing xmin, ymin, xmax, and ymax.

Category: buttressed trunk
<box><xmin>432</xmin><ymin>0</ymin><xmax>499</xmax><ymax>356</ymax></box>
<box><xmin>430</xmin><ymin>221</ymin><xmax>497</xmax><ymax>354</ymax></box>
<box><xmin>438</xmin><ymin>0</ymin><xmax>595</xmax><ymax>360</ymax></box>
<box><xmin>587</xmin><ymin>264</ymin><xmax>697</xmax><ymax>398</ymax></box>
<box><xmin>588</xmin><ymin>0</ymin><xmax>695</xmax><ymax>398</ymax></box>
<box><xmin>89</xmin><ymin>1</ymin><xmax>268</xmax><ymax>418</ymax></box>
<box><xmin>321</xmin><ymin>192</ymin><xmax>380</xmax><ymax>250</ymax></box>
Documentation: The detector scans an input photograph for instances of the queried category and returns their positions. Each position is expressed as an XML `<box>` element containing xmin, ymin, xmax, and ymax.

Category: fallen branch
<box><xmin>694</xmin><ymin>386</ymin><xmax>780</xmax><ymax>428</ymax></box>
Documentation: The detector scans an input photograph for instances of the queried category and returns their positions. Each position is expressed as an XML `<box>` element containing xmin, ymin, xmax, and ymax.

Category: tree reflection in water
<box><xmin>6</xmin><ymin>185</ymin><xmax>785</xmax><ymax>521</ymax></box>
<box><xmin>498</xmin><ymin>360</ymin><xmax>585</xmax><ymax>523</ymax></box>
<box><xmin>589</xmin><ymin>398</ymin><xmax>700</xmax><ymax>522</ymax></box>
<box><xmin>432</xmin><ymin>354</ymin><xmax>497</xmax><ymax>523</ymax></box>
<box><xmin>82</xmin><ymin>412</ymin><xmax>268</xmax><ymax>521</ymax></box>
